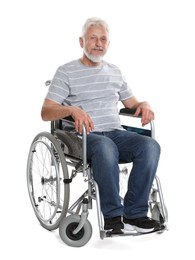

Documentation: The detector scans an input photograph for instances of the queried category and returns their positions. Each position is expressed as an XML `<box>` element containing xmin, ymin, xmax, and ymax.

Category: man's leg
<box><xmin>107</xmin><ymin>130</ymin><xmax>160</xmax><ymax>218</ymax></box>
<box><xmin>87</xmin><ymin>132</ymin><xmax>124</xmax><ymax>218</ymax></box>
<box><xmin>107</xmin><ymin>130</ymin><xmax>162</xmax><ymax>232</ymax></box>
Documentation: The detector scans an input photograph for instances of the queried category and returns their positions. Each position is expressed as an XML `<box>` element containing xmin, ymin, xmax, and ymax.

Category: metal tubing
<box><xmin>73</xmin><ymin>199</ymin><xmax>89</xmax><ymax>235</ymax></box>
<box><xmin>82</xmin><ymin>125</ymin><xmax>88</xmax><ymax>177</ymax></box>
<box><xmin>119</xmin><ymin>111</ymin><xmax>155</xmax><ymax>139</ymax></box>
<box><xmin>155</xmin><ymin>175</ymin><xmax>168</xmax><ymax>228</ymax></box>
<box><xmin>92</xmin><ymin>180</ymin><xmax>105</xmax><ymax>235</ymax></box>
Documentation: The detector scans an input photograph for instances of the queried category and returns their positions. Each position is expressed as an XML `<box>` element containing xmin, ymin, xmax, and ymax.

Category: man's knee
<box><xmin>88</xmin><ymin>135</ymin><xmax>119</xmax><ymax>161</ymax></box>
<box><xmin>143</xmin><ymin>137</ymin><xmax>161</xmax><ymax>160</ymax></box>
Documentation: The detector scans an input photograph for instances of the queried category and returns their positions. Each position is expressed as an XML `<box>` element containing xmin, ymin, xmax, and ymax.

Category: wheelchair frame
<box><xmin>27</xmin><ymin>108</ymin><xmax>168</xmax><ymax>247</ymax></box>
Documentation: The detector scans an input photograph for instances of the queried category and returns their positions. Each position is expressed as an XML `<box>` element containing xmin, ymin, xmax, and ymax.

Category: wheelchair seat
<box><xmin>55</xmin><ymin>129</ymin><xmax>83</xmax><ymax>159</ymax></box>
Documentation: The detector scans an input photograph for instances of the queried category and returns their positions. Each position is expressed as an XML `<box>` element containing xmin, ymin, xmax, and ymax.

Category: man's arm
<box><xmin>122</xmin><ymin>96</ymin><xmax>154</xmax><ymax>126</ymax></box>
<box><xmin>41</xmin><ymin>99</ymin><xmax>94</xmax><ymax>134</ymax></box>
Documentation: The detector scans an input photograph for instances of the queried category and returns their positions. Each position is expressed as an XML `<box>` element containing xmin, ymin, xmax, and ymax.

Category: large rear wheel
<box><xmin>27</xmin><ymin>132</ymin><xmax>70</xmax><ymax>230</ymax></box>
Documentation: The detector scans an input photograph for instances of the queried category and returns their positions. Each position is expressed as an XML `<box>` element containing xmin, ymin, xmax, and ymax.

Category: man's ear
<box><xmin>79</xmin><ymin>37</ymin><xmax>84</xmax><ymax>48</ymax></box>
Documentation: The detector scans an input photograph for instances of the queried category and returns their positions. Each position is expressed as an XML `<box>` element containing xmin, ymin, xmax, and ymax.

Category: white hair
<box><xmin>81</xmin><ymin>17</ymin><xmax>109</xmax><ymax>37</ymax></box>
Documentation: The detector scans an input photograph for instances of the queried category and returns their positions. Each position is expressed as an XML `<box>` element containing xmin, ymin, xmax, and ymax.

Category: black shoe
<box><xmin>104</xmin><ymin>216</ymin><xmax>124</xmax><ymax>233</ymax></box>
<box><xmin>123</xmin><ymin>216</ymin><xmax>162</xmax><ymax>233</ymax></box>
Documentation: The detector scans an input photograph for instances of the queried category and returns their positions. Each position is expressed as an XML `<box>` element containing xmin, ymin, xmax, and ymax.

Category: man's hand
<box><xmin>70</xmin><ymin>106</ymin><xmax>94</xmax><ymax>134</ymax></box>
<box><xmin>41</xmin><ymin>99</ymin><xmax>94</xmax><ymax>134</ymax></box>
<box><xmin>134</xmin><ymin>102</ymin><xmax>154</xmax><ymax>126</ymax></box>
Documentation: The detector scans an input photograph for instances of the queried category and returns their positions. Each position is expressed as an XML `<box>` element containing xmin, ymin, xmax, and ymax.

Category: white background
<box><xmin>0</xmin><ymin>0</ymin><xmax>195</xmax><ymax>258</ymax></box>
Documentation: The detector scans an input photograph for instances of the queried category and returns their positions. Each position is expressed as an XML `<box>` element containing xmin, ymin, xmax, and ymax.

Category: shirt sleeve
<box><xmin>45</xmin><ymin>66</ymin><xmax>70</xmax><ymax>104</ymax></box>
<box><xmin>119</xmin><ymin>74</ymin><xmax>134</xmax><ymax>101</ymax></box>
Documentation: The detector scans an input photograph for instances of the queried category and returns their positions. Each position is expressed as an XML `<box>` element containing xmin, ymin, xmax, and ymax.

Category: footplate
<box><xmin>106</xmin><ymin>225</ymin><xmax>166</xmax><ymax>237</ymax></box>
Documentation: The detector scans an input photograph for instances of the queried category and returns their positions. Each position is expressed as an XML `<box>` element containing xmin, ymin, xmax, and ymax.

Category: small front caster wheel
<box><xmin>59</xmin><ymin>214</ymin><xmax>92</xmax><ymax>247</ymax></box>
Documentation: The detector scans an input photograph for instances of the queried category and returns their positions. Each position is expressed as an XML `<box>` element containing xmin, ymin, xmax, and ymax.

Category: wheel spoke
<box><xmin>27</xmin><ymin>132</ymin><xmax>70</xmax><ymax>230</ymax></box>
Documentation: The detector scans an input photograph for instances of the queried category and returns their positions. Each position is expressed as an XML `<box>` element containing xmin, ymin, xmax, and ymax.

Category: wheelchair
<box><xmin>26</xmin><ymin>100</ymin><xmax>168</xmax><ymax>247</ymax></box>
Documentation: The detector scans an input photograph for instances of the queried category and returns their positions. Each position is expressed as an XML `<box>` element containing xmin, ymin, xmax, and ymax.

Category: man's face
<box><xmin>80</xmin><ymin>25</ymin><xmax>110</xmax><ymax>63</ymax></box>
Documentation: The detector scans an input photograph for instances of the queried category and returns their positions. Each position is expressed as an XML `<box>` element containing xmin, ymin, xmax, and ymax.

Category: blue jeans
<box><xmin>87</xmin><ymin>130</ymin><xmax>161</xmax><ymax>219</ymax></box>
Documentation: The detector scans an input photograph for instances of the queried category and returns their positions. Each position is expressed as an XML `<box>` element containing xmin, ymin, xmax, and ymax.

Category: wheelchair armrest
<box><xmin>59</xmin><ymin>116</ymin><xmax>75</xmax><ymax>130</ymax></box>
<box><xmin>119</xmin><ymin>108</ymin><xmax>141</xmax><ymax>117</ymax></box>
<box><xmin>63</xmin><ymin>116</ymin><xmax>74</xmax><ymax>122</ymax></box>
<box><xmin>119</xmin><ymin>108</ymin><xmax>155</xmax><ymax>138</ymax></box>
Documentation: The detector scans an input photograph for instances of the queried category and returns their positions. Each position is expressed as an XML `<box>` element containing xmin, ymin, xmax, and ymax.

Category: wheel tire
<box><xmin>27</xmin><ymin>132</ymin><xmax>70</xmax><ymax>230</ymax></box>
<box><xmin>59</xmin><ymin>215</ymin><xmax>92</xmax><ymax>247</ymax></box>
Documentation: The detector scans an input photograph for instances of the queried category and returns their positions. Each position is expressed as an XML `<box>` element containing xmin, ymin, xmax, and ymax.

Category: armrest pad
<box><xmin>62</xmin><ymin>116</ymin><xmax>74</xmax><ymax>122</ymax></box>
<box><xmin>119</xmin><ymin>108</ymin><xmax>137</xmax><ymax>115</ymax></box>
<box><xmin>120</xmin><ymin>108</ymin><xmax>142</xmax><ymax>118</ymax></box>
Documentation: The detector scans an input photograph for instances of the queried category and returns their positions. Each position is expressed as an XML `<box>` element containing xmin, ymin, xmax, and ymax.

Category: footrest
<box><xmin>106</xmin><ymin>229</ymin><xmax>124</xmax><ymax>237</ymax></box>
<box><xmin>105</xmin><ymin>225</ymin><xmax>166</xmax><ymax>237</ymax></box>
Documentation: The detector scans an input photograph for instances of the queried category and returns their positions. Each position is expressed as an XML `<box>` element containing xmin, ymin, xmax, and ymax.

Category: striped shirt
<box><xmin>45</xmin><ymin>59</ymin><xmax>134</xmax><ymax>132</ymax></box>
